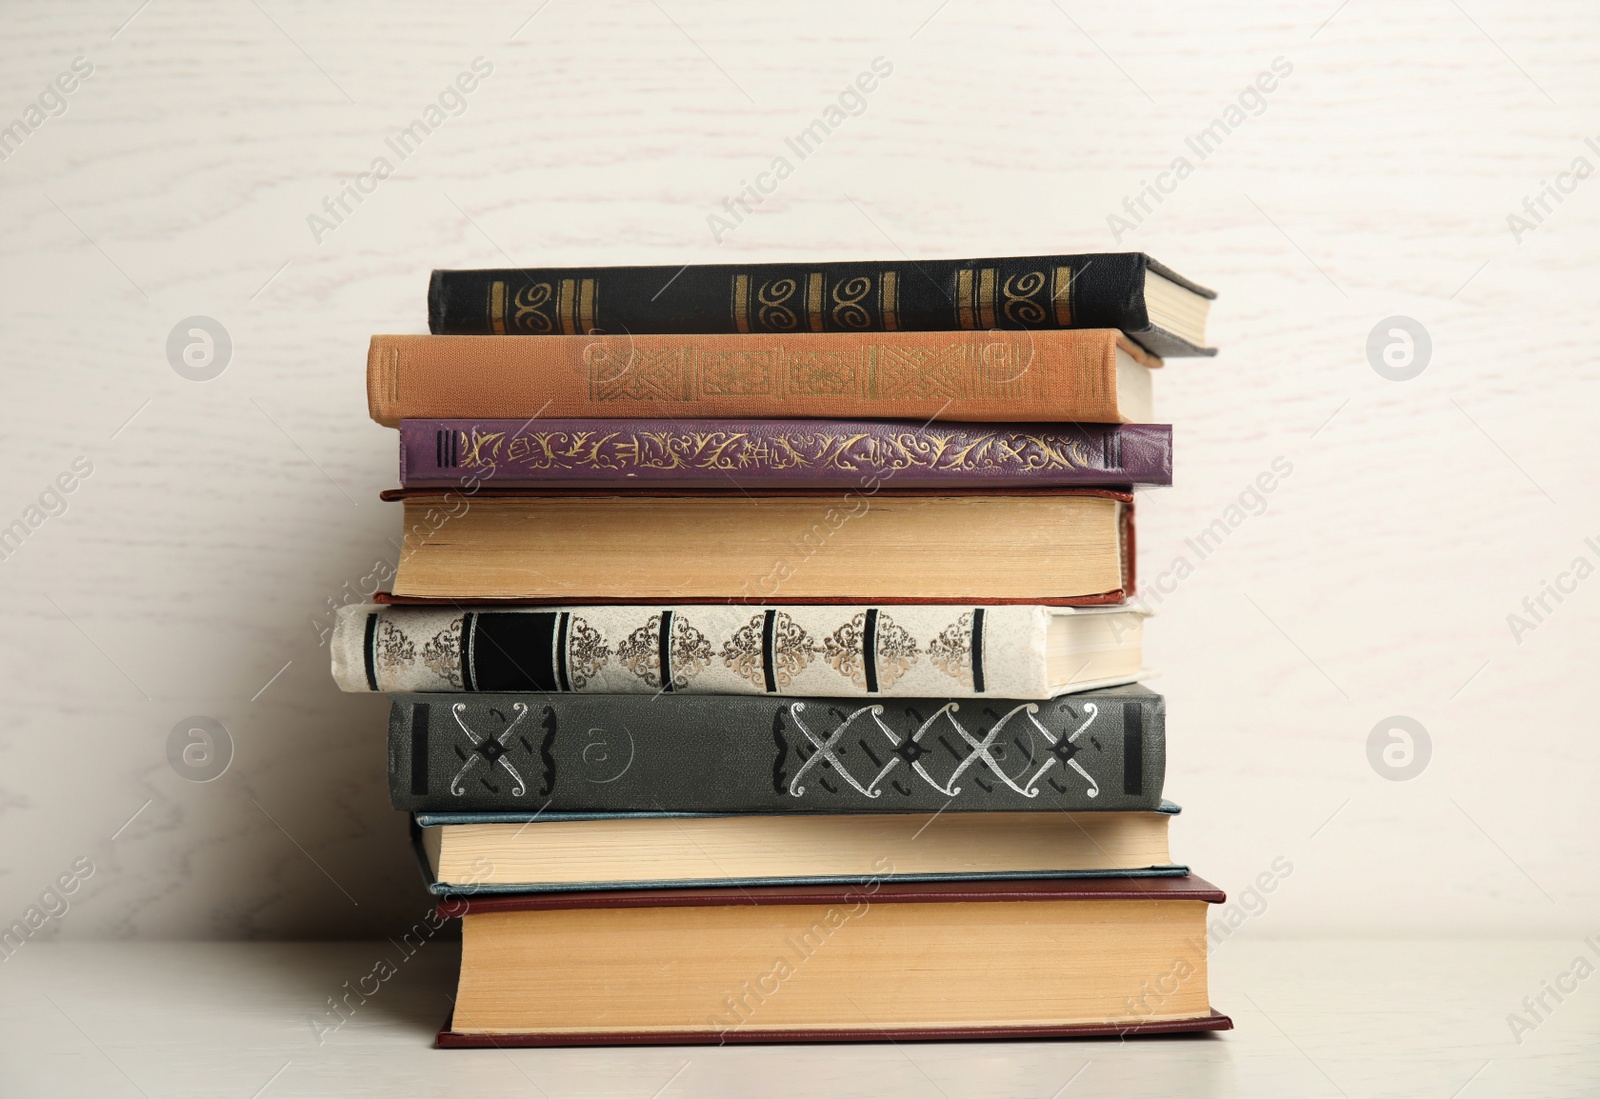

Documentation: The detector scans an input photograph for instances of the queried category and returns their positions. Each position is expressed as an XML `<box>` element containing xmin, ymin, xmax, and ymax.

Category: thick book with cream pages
<box><xmin>384</xmin><ymin>487</ymin><xmax>1134</xmax><ymax>604</ymax></box>
<box><xmin>434</xmin><ymin>876</ymin><xmax>1230</xmax><ymax>1046</ymax></box>
<box><xmin>414</xmin><ymin>807</ymin><xmax>1185</xmax><ymax>893</ymax></box>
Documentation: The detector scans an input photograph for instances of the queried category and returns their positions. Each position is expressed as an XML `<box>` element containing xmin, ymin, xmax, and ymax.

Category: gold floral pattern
<box><xmin>926</xmin><ymin>612</ymin><xmax>974</xmax><ymax>689</ymax></box>
<box><xmin>874</xmin><ymin>615</ymin><xmax>919</xmax><ymax>690</ymax></box>
<box><xmin>617</xmin><ymin>620</ymin><xmax>662</xmax><ymax>686</ymax></box>
<box><xmin>824</xmin><ymin>612</ymin><xmax>919</xmax><ymax>691</ymax></box>
<box><xmin>420</xmin><ymin>615</ymin><xmax>464</xmax><ymax>688</ymax></box>
<box><xmin>823</xmin><ymin>613</ymin><xmax>868</xmax><ymax>686</ymax></box>
<box><xmin>669</xmin><ymin>617</ymin><xmax>713</xmax><ymax>689</ymax></box>
<box><xmin>454</xmin><ymin>424</ymin><xmax>1091</xmax><ymax>476</ymax></box>
<box><xmin>721</xmin><ymin>612</ymin><xmax>819</xmax><ymax>691</ymax></box>
<box><xmin>565</xmin><ymin>616</ymin><xmax>609</xmax><ymax>690</ymax></box>
<box><xmin>375</xmin><ymin>620</ymin><xmax>415</xmax><ymax>670</ymax></box>
<box><xmin>618</xmin><ymin>615</ymin><xmax>713</xmax><ymax>689</ymax></box>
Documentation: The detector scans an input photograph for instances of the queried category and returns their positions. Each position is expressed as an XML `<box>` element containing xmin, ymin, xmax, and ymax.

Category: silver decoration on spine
<box><xmin>786</xmin><ymin>703</ymin><xmax>900</xmax><ymax>798</ymax></box>
<box><xmin>448</xmin><ymin>701</ymin><xmax>530</xmax><ymax>797</ymax></box>
<box><xmin>786</xmin><ymin>701</ymin><xmax>1104</xmax><ymax>800</ymax></box>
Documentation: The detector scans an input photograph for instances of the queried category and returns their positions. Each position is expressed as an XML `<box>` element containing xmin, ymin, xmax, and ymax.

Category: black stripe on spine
<box><xmin>1107</xmin><ymin>427</ymin><xmax>1121</xmax><ymax>471</ymax></box>
<box><xmin>658</xmin><ymin>610</ymin><xmax>675</xmax><ymax>692</ymax></box>
<box><xmin>409</xmin><ymin>703</ymin><xmax>430</xmax><ymax>795</ymax></box>
<box><xmin>473</xmin><ymin>613</ymin><xmax>558</xmax><ymax>691</ymax></box>
<box><xmin>863</xmin><ymin>608</ymin><xmax>879</xmax><ymax>694</ymax></box>
<box><xmin>1123</xmin><ymin>703</ymin><xmax>1143</xmax><ymax>795</ymax></box>
<box><xmin>449</xmin><ymin>430</ymin><xmax>457</xmax><ymax>467</ymax></box>
<box><xmin>971</xmin><ymin>607</ymin><xmax>986</xmax><ymax>694</ymax></box>
<box><xmin>461</xmin><ymin>611</ymin><xmax>477</xmax><ymax>692</ymax></box>
<box><xmin>555</xmin><ymin>612</ymin><xmax>571</xmax><ymax>692</ymax></box>
<box><xmin>761</xmin><ymin>610</ymin><xmax>777</xmax><ymax>693</ymax></box>
<box><xmin>362</xmin><ymin>613</ymin><xmax>380</xmax><ymax>691</ymax></box>
<box><xmin>436</xmin><ymin>430</ymin><xmax>443</xmax><ymax>469</ymax></box>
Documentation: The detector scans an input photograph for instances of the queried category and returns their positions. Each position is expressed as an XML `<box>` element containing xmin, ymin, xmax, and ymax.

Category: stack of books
<box><xmin>334</xmin><ymin>252</ymin><xmax>1231</xmax><ymax>1045</ymax></box>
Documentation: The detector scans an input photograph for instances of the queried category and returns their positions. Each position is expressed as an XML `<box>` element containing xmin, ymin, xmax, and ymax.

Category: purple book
<box><xmin>399</xmin><ymin>419</ymin><xmax>1172</xmax><ymax>489</ymax></box>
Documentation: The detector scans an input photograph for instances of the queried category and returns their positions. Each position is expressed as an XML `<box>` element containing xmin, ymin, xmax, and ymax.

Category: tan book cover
<box><xmin>366</xmin><ymin>329</ymin><xmax>1160</xmax><ymax>427</ymax></box>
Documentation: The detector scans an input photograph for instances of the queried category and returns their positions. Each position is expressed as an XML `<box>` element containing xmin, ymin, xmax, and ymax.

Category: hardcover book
<box><xmin>435</xmin><ymin>876</ymin><xmax>1231</xmax><ymax>1045</ymax></box>
<box><xmin>426</xmin><ymin>252</ymin><xmax>1217</xmax><ymax>358</ymax></box>
<box><xmin>415</xmin><ymin>807</ymin><xmax>1185</xmax><ymax>893</ymax></box>
<box><xmin>333</xmin><ymin>602</ymin><xmax>1146</xmax><ymax>698</ymax></box>
<box><xmin>400</xmin><ymin>418</ymin><xmax>1173</xmax><ymax>489</ymax></box>
<box><xmin>366</xmin><ymin>329</ymin><xmax>1158</xmax><ymax>428</ymax></box>
<box><xmin>384</xmin><ymin>487</ymin><xmax>1134</xmax><ymax>603</ymax></box>
<box><xmin>388</xmin><ymin>684</ymin><xmax>1165</xmax><ymax>814</ymax></box>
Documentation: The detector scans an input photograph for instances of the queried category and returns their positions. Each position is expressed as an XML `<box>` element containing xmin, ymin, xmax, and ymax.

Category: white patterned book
<box><xmin>330</xmin><ymin>603</ymin><xmax>1146</xmax><ymax>699</ymax></box>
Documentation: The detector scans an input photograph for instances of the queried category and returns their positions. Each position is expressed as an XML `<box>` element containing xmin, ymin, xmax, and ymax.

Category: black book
<box><xmin>427</xmin><ymin>253</ymin><xmax>1215</xmax><ymax>358</ymax></box>
<box><xmin>390</xmin><ymin>684</ymin><xmax>1165</xmax><ymax>814</ymax></box>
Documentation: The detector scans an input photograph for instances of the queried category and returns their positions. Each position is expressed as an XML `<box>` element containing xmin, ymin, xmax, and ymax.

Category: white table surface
<box><xmin>2</xmin><ymin>938</ymin><xmax>1596</xmax><ymax>1097</ymax></box>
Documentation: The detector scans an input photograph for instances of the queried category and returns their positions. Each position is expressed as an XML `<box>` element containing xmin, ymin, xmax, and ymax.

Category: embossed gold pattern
<box><xmin>732</xmin><ymin>273</ymin><xmax>751</xmax><ymax>333</ymax></box>
<box><xmin>830</xmin><ymin>276</ymin><xmax>872</xmax><ymax>329</ymax></box>
<box><xmin>452</xmin><ymin>423</ymin><xmax>1093</xmax><ymax>476</ymax></box>
<box><xmin>977</xmin><ymin>267</ymin><xmax>997</xmax><ymax>328</ymax></box>
<box><xmin>512</xmin><ymin>282</ymin><xmax>555</xmax><ymax>333</ymax></box>
<box><xmin>565</xmin><ymin>616</ymin><xmax>609</xmax><ymax>690</ymax></box>
<box><xmin>806</xmin><ymin>272</ymin><xmax>825</xmax><ymax>331</ymax></box>
<box><xmin>756</xmin><ymin>278</ymin><xmax>800</xmax><ymax>331</ymax></box>
<box><xmin>504</xmin><ymin>279</ymin><xmax>596</xmax><ymax>334</ymax></box>
<box><xmin>488</xmin><ymin>281</ymin><xmax>507</xmax><ymax>335</ymax></box>
<box><xmin>420</xmin><ymin>616</ymin><xmax>465</xmax><ymax>688</ymax></box>
<box><xmin>1001</xmin><ymin>271</ymin><xmax>1048</xmax><ymax>325</ymax></box>
<box><xmin>955</xmin><ymin>269</ymin><xmax>975</xmax><ymax>329</ymax></box>
<box><xmin>1051</xmin><ymin>266</ymin><xmax>1072</xmax><ymax>326</ymax></box>
<box><xmin>927</xmin><ymin>611</ymin><xmax>975</xmax><ymax>688</ymax></box>
<box><xmin>873</xmin><ymin>615</ymin><xmax>919</xmax><ymax>689</ymax></box>
<box><xmin>721</xmin><ymin>612</ymin><xmax>819</xmax><ymax>691</ymax></box>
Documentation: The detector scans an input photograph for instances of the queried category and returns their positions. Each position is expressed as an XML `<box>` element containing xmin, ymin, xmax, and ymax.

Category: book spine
<box><xmin>388</xmin><ymin>687</ymin><xmax>1166</xmax><ymax>813</ymax></box>
<box><xmin>427</xmin><ymin>254</ymin><xmax>1150</xmax><ymax>337</ymax></box>
<box><xmin>398</xmin><ymin>419</ymin><xmax>1172</xmax><ymax>489</ymax></box>
<box><xmin>366</xmin><ymin>330</ymin><xmax>1134</xmax><ymax>427</ymax></box>
<box><xmin>334</xmin><ymin>603</ymin><xmax>1054</xmax><ymax>698</ymax></box>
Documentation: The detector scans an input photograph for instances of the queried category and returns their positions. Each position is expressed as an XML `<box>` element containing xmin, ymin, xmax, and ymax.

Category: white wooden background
<box><xmin>1</xmin><ymin>0</ymin><xmax>1596</xmax><ymax>956</ymax></box>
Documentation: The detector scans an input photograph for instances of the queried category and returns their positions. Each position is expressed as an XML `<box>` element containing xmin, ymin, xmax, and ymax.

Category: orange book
<box><xmin>366</xmin><ymin>329</ymin><xmax>1160</xmax><ymax>427</ymax></box>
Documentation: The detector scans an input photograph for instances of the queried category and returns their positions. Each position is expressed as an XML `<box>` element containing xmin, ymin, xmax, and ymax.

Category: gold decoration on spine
<box><xmin>1052</xmin><ymin>266</ymin><xmax>1072</xmax><ymax>326</ymax></box>
<box><xmin>511</xmin><ymin>283</ymin><xmax>554</xmax><ymax>333</ymax></box>
<box><xmin>955</xmin><ymin>269</ymin><xmax>976</xmax><ymax>328</ymax></box>
<box><xmin>755</xmin><ymin>279</ymin><xmax>799</xmax><ymax>330</ymax></box>
<box><xmin>421</xmin><ymin>616</ymin><xmax>466</xmax><ymax>689</ymax></box>
<box><xmin>927</xmin><ymin>612</ymin><xmax>975</xmax><ymax>689</ymax></box>
<box><xmin>881</xmin><ymin>270</ymin><xmax>899</xmax><ymax>330</ymax></box>
<box><xmin>489</xmin><ymin>280</ymin><xmax>507</xmax><ymax>334</ymax></box>
<box><xmin>872</xmin><ymin>614</ymin><xmax>920</xmax><ymax>690</ymax></box>
<box><xmin>557</xmin><ymin>278</ymin><xmax>576</xmax><ymax>334</ymax></box>
<box><xmin>1000</xmin><ymin>271</ymin><xmax>1048</xmax><ymax>325</ymax></box>
<box><xmin>450</xmin><ymin>423</ymin><xmax>1092</xmax><ymax>475</ymax></box>
<box><xmin>578</xmin><ymin>278</ymin><xmax>597</xmax><ymax>334</ymax></box>
<box><xmin>564</xmin><ymin>616</ymin><xmax>610</xmax><ymax>690</ymax></box>
<box><xmin>806</xmin><ymin>272</ymin><xmax>825</xmax><ymax>332</ymax></box>
<box><xmin>830</xmin><ymin>276</ymin><xmax>872</xmax><ymax>329</ymax></box>
<box><xmin>977</xmin><ymin>267</ymin><xmax>997</xmax><ymax>328</ymax></box>
<box><xmin>732</xmin><ymin>274</ymin><xmax>751</xmax><ymax>332</ymax></box>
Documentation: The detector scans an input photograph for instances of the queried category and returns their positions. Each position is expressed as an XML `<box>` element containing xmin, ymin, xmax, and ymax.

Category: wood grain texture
<box><xmin>0</xmin><ymin>0</ymin><xmax>1595</xmax><ymax>945</ymax></box>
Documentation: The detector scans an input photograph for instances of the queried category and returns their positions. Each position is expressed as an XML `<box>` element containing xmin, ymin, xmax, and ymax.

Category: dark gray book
<box><xmin>389</xmin><ymin>685</ymin><xmax>1165</xmax><ymax>814</ymax></box>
